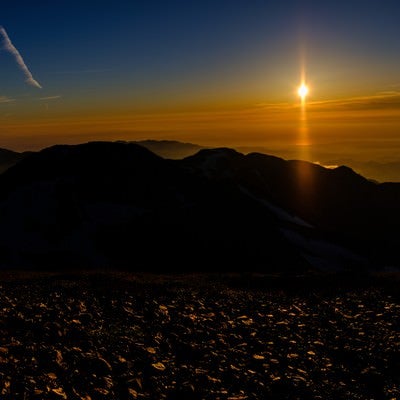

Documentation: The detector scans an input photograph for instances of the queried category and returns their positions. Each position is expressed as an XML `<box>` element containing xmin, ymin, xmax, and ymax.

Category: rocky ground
<box><xmin>0</xmin><ymin>272</ymin><xmax>399</xmax><ymax>399</ymax></box>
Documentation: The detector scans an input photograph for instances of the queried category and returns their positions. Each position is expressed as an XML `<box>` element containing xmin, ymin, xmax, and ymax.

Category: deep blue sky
<box><xmin>2</xmin><ymin>1</ymin><xmax>400</xmax><ymax>101</ymax></box>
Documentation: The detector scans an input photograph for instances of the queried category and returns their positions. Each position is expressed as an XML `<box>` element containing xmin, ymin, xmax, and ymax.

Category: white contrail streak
<box><xmin>0</xmin><ymin>26</ymin><xmax>42</xmax><ymax>89</ymax></box>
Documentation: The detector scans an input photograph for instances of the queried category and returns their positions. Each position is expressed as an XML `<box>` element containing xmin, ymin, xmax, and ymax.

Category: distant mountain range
<box><xmin>0</xmin><ymin>141</ymin><xmax>399</xmax><ymax>272</ymax></box>
<box><xmin>320</xmin><ymin>159</ymin><xmax>400</xmax><ymax>183</ymax></box>
<box><xmin>131</xmin><ymin>140</ymin><xmax>205</xmax><ymax>159</ymax></box>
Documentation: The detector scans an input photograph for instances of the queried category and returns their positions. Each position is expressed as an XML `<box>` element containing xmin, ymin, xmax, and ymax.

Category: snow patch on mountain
<box><xmin>280</xmin><ymin>227</ymin><xmax>366</xmax><ymax>271</ymax></box>
<box><xmin>239</xmin><ymin>185</ymin><xmax>313</xmax><ymax>228</ymax></box>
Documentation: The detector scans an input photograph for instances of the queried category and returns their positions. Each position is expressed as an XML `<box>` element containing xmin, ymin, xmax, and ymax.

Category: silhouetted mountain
<box><xmin>0</xmin><ymin>142</ymin><xmax>308</xmax><ymax>271</ymax></box>
<box><xmin>0</xmin><ymin>141</ymin><xmax>398</xmax><ymax>272</ymax></box>
<box><xmin>0</xmin><ymin>148</ymin><xmax>28</xmax><ymax>174</ymax></box>
<box><xmin>322</xmin><ymin>158</ymin><xmax>400</xmax><ymax>183</ymax></box>
<box><xmin>184</xmin><ymin>149</ymin><xmax>400</xmax><ymax>267</ymax></box>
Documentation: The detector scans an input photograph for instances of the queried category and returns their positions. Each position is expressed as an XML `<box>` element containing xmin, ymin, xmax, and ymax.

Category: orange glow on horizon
<box><xmin>2</xmin><ymin>90</ymin><xmax>400</xmax><ymax>154</ymax></box>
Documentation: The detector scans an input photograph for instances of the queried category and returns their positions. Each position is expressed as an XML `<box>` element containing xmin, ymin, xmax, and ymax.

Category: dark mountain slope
<box><xmin>184</xmin><ymin>149</ymin><xmax>400</xmax><ymax>265</ymax></box>
<box><xmin>0</xmin><ymin>142</ymin><xmax>308</xmax><ymax>271</ymax></box>
<box><xmin>0</xmin><ymin>148</ymin><xmax>27</xmax><ymax>174</ymax></box>
<box><xmin>0</xmin><ymin>142</ymin><xmax>184</xmax><ymax>205</ymax></box>
<box><xmin>2</xmin><ymin>141</ymin><xmax>399</xmax><ymax>271</ymax></box>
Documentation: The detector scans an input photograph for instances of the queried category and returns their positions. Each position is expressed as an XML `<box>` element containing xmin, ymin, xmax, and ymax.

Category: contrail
<box><xmin>0</xmin><ymin>26</ymin><xmax>42</xmax><ymax>89</ymax></box>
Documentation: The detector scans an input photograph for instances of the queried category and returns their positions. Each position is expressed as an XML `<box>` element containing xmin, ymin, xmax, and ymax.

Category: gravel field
<box><xmin>0</xmin><ymin>273</ymin><xmax>399</xmax><ymax>399</ymax></box>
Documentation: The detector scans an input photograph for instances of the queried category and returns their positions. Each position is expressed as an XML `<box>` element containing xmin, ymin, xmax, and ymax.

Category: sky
<box><xmin>1</xmin><ymin>0</ymin><xmax>400</xmax><ymax>169</ymax></box>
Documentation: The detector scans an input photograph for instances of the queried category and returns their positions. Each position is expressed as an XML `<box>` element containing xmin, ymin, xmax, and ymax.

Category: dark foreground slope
<box><xmin>0</xmin><ymin>141</ymin><xmax>399</xmax><ymax>271</ymax></box>
<box><xmin>0</xmin><ymin>272</ymin><xmax>399</xmax><ymax>399</ymax></box>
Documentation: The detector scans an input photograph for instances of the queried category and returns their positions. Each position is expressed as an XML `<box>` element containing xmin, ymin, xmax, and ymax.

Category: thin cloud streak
<box><xmin>0</xmin><ymin>26</ymin><xmax>42</xmax><ymax>89</ymax></box>
<box><xmin>50</xmin><ymin>68</ymin><xmax>112</xmax><ymax>75</ymax></box>
<box><xmin>39</xmin><ymin>95</ymin><xmax>61</xmax><ymax>101</ymax></box>
<box><xmin>0</xmin><ymin>96</ymin><xmax>15</xmax><ymax>103</ymax></box>
<box><xmin>256</xmin><ymin>92</ymin><xmax>400</xmax><ymax>114</ymax></box>
<box><xmin>308</xmin><ymin>92</ymin><xmax>400</xmax><ymax>112</ymax></box>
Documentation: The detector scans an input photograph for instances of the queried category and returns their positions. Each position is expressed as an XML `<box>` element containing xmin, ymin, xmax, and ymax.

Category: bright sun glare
<box><xmin>298</xmin><ymin>83</ymin><xmax>309</xmax><ymax>100</ymax></box>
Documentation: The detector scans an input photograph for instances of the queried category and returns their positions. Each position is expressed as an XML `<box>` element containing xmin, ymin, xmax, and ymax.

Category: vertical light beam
<box><xmin>295</xmin><ymin>53</ymin><xmax>314</xmax><ymax>208</ymax></box>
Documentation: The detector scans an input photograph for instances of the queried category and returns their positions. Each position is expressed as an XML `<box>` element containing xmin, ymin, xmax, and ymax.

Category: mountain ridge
<box><xmin>0</xmin><ymin>141</ymin><xmax>398</xmax><ymax>272</ymax></box>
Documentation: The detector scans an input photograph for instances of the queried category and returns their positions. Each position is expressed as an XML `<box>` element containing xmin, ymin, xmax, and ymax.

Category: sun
<box><xmin>298</xmin><ymin>83</ymin><xmax>309</xmax><ymax>100</ymax></box>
